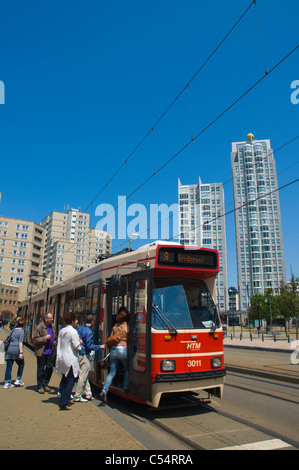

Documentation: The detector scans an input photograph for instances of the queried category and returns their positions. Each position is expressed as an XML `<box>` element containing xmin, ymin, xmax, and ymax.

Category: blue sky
<box><xmin>0</xmin><ymin>0</ymin><xmax>298</xmax><ymax>287</ymax></box>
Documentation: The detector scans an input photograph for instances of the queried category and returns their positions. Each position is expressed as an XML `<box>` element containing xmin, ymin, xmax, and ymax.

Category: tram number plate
<box><xmin>188</xmin><ymin>359</ymin><xmax>201</xmax><ymax>368</ymax></box>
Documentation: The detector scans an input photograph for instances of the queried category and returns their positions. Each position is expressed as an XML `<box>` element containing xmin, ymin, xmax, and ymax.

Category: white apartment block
<box><xmin>231</xmin><ymin>136</ymin><xmax>286</xmax><ymax>312</ymax></box>
<box><xmin>0</xmin><ymin>216</ymin><xmax>45</xmax><ymax>301</ymax></box>
<box><xmin>41</xmin><ymin>208</ymin><xmax>112</xmax><ymax>285</ymax></box>
<box><xmin>178</xmin><ymin>178</ymin><xmax>228</xmax><ymax>313</ymax></box>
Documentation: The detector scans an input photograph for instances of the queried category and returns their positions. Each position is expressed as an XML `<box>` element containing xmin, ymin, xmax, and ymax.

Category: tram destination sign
<box><xmin>158</xmin><ymin>247</ymin><xmax>218</xmax><ymax>269</ymax></box>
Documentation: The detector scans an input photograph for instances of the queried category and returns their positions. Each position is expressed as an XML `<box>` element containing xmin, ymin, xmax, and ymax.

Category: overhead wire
<box><xmin>171</xmin><ymin>178</ymin><xmax>299</xmax><ymax>241</ymax></box>
<box><xmin>45</xmin><ymin>6</ymin><xmax>299</xmax><ymax>280</ymax></box>
<box><xmin>57</xmin><ymin>41</ymin><xmax>298</xmax><ymax>281</ymax></box>
<box><xmin>46</xmin><ymin>0</ymin><xmax>258</xmax><ymax>261</ymax></box>
<box><xmin>82</xmin><ymin>0</ymin><xmax>256</xmax><ymax>214</ymax></box>
<box><xmin>111</xmin><ymin>134</ymin><xmax>299</xmax><ymax>252</ymax></box>
<box><xmin>99</xmin><ymin>45</ymin><xmax>299</xmax><ymax>228</ymax></box>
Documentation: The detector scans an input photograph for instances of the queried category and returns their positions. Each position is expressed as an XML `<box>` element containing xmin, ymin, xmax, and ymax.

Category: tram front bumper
<box><xmin>149</xmin><ymin>369</ymin><xmax>226</xmax><ymax>407</ymax></box>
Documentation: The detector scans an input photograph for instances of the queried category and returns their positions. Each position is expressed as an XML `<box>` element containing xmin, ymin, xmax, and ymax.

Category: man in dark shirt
<box><xmin>32</xmin><ymin>313</ymin><xmax>57</xmax><ymax>394</ymax></box>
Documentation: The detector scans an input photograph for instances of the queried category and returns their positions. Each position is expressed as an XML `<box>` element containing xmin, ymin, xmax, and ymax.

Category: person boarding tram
<box><xmin>99</xmin><ymin>307</ymin><xmax>129</xmax><ymax>403</ymax></box>
<box><xmin>73</xmin><ymin>315</ymin><xmax>102</xmax><ymax>402</ymax></box>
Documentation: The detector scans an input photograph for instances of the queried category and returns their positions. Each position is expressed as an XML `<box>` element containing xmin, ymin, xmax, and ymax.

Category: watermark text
<box><xmin>95</xmin><ymin>195</ymin><xmax>178</xmax><ymax>240</ymax></box>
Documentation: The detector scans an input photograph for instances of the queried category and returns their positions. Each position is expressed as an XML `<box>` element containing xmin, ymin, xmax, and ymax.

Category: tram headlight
<box><xmin>211</xmin><ymin>356</ymin><xmax>222</xmax><ymax>368</ymax></box>
<box><xmin>161</xmin><ymin>360</ymin><xmax>176</xmax><ymax>371</ymax></box>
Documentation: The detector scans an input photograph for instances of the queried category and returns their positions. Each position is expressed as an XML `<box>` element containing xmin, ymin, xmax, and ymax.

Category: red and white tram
<box><xmin>18</xmin><ymin>241</ymin><xmax>225</xmax><ymax>407</ymax></box>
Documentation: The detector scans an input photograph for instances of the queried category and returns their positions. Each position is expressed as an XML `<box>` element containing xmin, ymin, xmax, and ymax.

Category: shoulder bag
<box><xmin>105</xmin><ymin>333</ymin><xmax>120</xmax><ymax>348</ymax></box>
<box><xmin>4</xmin><ymin>332</ymin><xmax>13</xmax><ymax>352</ymax></box>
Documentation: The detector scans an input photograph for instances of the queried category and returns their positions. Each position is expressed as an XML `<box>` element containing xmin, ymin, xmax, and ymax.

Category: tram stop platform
<box><xmin>0</xmin><ymin>327</ymin><xmax>146</xmax><ymax>451</ymax></box>
<box><xmin>224</xmin><ymin>332</ymin><xmax>299</xmax><ymax>384</ymax></box>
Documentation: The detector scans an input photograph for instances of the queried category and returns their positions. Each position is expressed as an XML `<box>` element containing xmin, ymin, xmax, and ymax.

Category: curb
<box><xmin>225</xmin><ymin>364</ymin><xmax>299</xmax><ymax>385</ymax></box>
<box><xmin>224</xmin><ymin>343</ymin><xmax>291</xmax><ymax>354</ymax></box>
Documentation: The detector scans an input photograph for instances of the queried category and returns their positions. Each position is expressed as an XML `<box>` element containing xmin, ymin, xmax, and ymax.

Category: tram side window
<box><xmin>59</xmin><ymin>293</ymin><xmax>65</xmax><ymax>329</ymax></box>
<box><xmin>32</xmin><ymin>302</ymin><xmax>38</xmax><ymax>327</ymax></box>
<box><xmin>74</xmin><ymin>286</ymin><xmax>85</xmax><ymax>326</ymax></box>
<box><xmin>111</xmin><ymin>276</ymin><xmax>131</xmax><ymax>321</ymax></box>
<box><xmin>49</xmin><ymin>296</ymin><xmax>57</xmax><ymax>324</ymax></box>
<box><xmin>86</xmin><ymin>285</ymin><xmax>93</xmax><ymax>313</ymax></box>
<box><xmin>86</xmin><ymin>283</ymin><xmax>100</xmax><ymax>314</ymax></box>
<box><xmin>65</xmin><ymin>290</ymin><xmax>74</xmax><ymax>314</ymax></box>
<box><xmin>132</xmin><ymin>279</ymin><xmax>147</xmax><ymax>373</ymax></box>
<box><xmin>36</xmin><ymin>300</ymin><xmax>44</xmax><ymax>325</ymax></box>
<box><xmin>92</xmin><ymin>286</ymin><xmax>99</xmax><ymax>314</ymax></box>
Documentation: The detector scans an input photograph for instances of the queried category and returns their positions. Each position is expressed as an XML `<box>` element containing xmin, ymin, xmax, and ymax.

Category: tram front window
<box><xmin>152</xmin><ymin>279</ymin><xmax>220</xmax><ymax>330</ymax></box>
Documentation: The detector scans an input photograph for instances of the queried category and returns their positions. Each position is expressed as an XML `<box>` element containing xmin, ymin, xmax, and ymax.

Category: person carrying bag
<box><xmin>99</xmin><ymin>307</ymin><xmax>129</xmax><ymax>403</ymax></box>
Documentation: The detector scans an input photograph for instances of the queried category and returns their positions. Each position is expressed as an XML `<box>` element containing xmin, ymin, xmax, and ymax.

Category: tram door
<box><xmin>129</xmin><ymin>270</ymin><xmax>152</xmax><ymax>402</ymax></box>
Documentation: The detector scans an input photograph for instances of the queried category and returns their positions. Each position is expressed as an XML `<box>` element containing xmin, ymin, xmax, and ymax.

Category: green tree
<box><xmin>276</xmin><ymin>275</ymin><xmax>299</xmax><ymax>337</ymax></box>
<box><xmin>248</xmin><ymin>289</ymin><xmax>278</xmax><ymax>328</ymax></box>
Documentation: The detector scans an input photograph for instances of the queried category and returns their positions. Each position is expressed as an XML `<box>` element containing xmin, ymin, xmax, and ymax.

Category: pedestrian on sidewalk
<box><xmin>56</xmin><ymin>312</ymin><xmax>82</xmax><ymax>410</ymax></box>
<box><xmin>73</xmin><ymin>315</ymin><xmax>102</xmax><ymax>402</ymax></box>
<box><xmin>3</xmin><ymin>317</ymin><xmax>26</xmax><ymax>388</ymax></box>
<box><xmin>32</xmin><ymin>312</ymin><xmax>57</xmax><ymax>394</ymax></box>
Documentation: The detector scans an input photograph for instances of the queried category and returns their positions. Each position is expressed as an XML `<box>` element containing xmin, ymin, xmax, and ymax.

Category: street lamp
<box><xmin>129</xmin><ymin>233</ymin><xmax>140</xmax><ymax>250</ymax></box>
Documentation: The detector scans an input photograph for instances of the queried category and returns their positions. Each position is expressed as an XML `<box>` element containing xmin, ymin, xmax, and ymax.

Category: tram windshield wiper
<box><xmin>209</xmin><ymin>306</ymin><xmax>218</xmax><ymax>334</ymax></box>
<box><xmin>152</xmin><ymin>304</ymin><xmax>178</xmax><ymax>336</ymax></box>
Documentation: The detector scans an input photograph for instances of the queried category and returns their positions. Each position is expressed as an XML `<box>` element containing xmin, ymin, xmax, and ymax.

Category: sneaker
<box><xmin>14</xmin><ymin>379</ymin><xmax>24</xmax><ymax>386</ymax></box>
<box><xmin>73</xmin><ymin>396</ymin><xmax>88</xmax><ymax>402</ymax></box>
<box><xmin>99</xmin><ymin>391</ymin><xmax>107</xmax><ymax>403</ymax></box>
<box><xmin>59</xmin><ymin>405</ymin><xmax>71</xmax><ymax>411</ymax></box>
<box><xmin>85</xmin><ymin>396</ymin><xmax>94</xmax><ymax>401</ymax></box>
<box><xmin>3</xmin><ymin>382</ymin><xmax>14</xmax><ymax>389</ymax></box>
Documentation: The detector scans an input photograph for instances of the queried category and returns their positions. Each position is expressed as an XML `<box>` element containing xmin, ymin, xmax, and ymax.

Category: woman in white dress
<box><xmin>56</xmin><ymin>312</ymin><xmax>82</xmax><ymax>410</ymax></box>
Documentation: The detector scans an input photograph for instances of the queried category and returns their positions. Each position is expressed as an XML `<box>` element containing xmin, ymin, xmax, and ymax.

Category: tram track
<box><xmin>143</xmin><ymin>415</ymin><xmax>206</xmax><ymax>451</ymax></box>
<box><xmin>225</xmin><ymin>372</ymin><xmax>299</xmax><ymax>406</ymax></box>
<box><xmin>102</xmin><ymin>390</ymin><xmax>299</xmax><ymax>450</ymax></box>
<box><xmin>146</xmin><ymin>394</ymin><xmax>299</xmax><ymax>450</ymax></box>
<box><xmin>199</xmin><ymin>402</ymin><xmax>299</xmax><ymax>450</ymax></box>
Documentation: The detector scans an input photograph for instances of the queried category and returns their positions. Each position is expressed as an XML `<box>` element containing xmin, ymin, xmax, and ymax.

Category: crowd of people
<box><xmin>1</xmin><ymin>307</ymin><xmax>129</xmax><ymax>411</ymax></box>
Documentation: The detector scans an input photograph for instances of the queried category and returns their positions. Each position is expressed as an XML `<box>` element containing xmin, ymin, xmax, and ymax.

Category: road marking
<box><xmin>216</xmin><ymin>438</ymin><xmax>292</xmax><ymax>450</ymax></box>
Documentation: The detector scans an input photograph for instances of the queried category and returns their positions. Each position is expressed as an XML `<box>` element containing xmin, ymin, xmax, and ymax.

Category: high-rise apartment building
<box><xmin>0</xmin><ymin>216</ymin><xmax>45</xmax><ymax>300</ymax></box>
<box><xmin>41</xmin><ymin>208</ymin><xmax>112</xmax><ymax>284</ymax></box>
<box><xmin>178</xmin><ymin>178</ymin><xmax>228</xmax><ymax>312</ymax></box>
<box><xmin>228</xmin><ymin>286</ymin><xmax>240</xmax><ymax>313</ymax></box>
<box><xmin>231</xmin><ymin>135</ymin><xmax>286</xmax><ymax>312</ymax></box>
